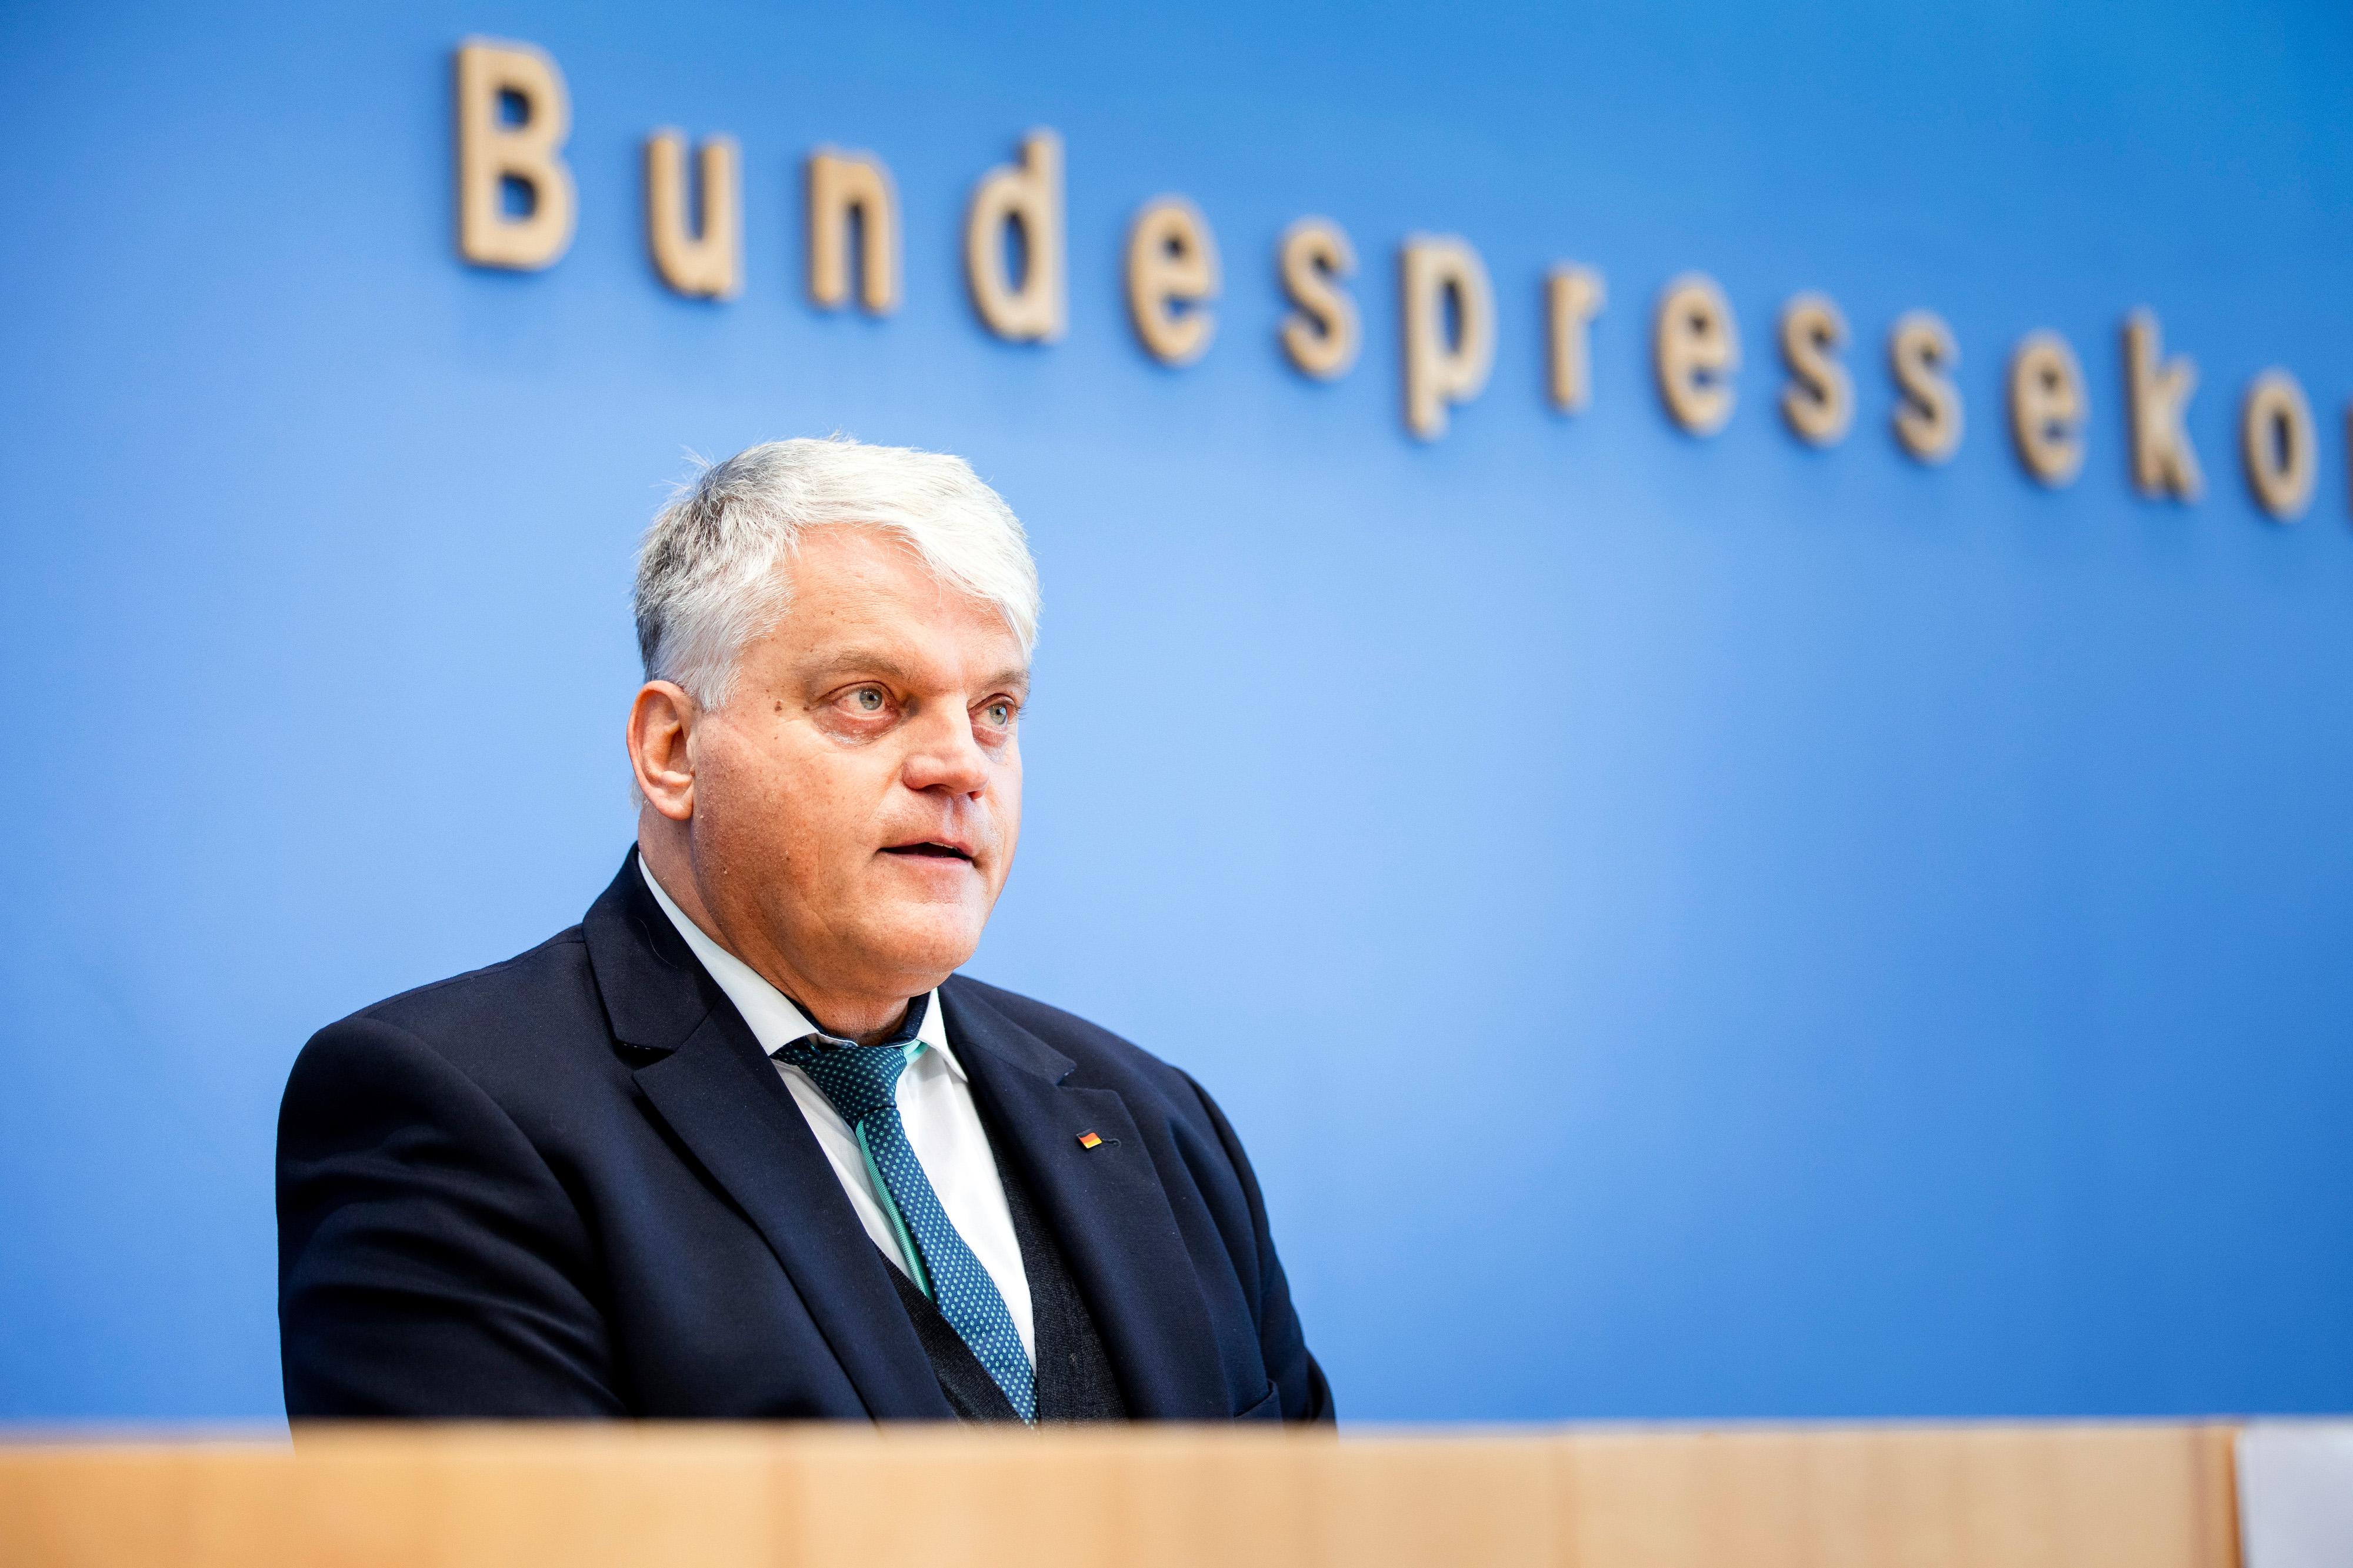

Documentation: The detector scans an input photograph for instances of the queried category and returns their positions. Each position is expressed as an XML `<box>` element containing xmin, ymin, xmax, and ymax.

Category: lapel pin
<box><xmin>1076</xmin><ymin>1131</ymin><xmax>1104</xmax><ymax>1149</ymax></box>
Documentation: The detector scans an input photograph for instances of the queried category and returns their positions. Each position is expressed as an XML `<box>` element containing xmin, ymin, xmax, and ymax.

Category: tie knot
<box><xmin>772</xmin><ymin>1034</ymin><xmax>914</xmax><ymax>1126</ymax></box>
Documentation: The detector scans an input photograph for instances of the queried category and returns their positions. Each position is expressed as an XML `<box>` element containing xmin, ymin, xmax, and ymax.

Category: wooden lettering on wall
<box><xmin>644</xmin><ymin>131</ymin><xmax>741</xmax><ymax>299</ymax></box>
<box><xmin>965</xmin><ymin>131</ymin><xmax>1066</xmax><ymax>342</ymax></box>
<box><xmin>1547</xmin><ymin>265</ymin><xmax>1607</xmax><ymax>416</ymax></box>
<box><xmin>1654</xmin><ymin>274</ymin><xmax>1739</xmax><ymax>436</ymax></box>
<box><xmin>2009</xmin><ymin>332</ymin><xmax>2088</xmax><ymax>487</ymax></box>
<box><xmin>434</xmin><ymin>45</ymin><xmax>2347</xmax><ymax>525</ymax></box>
<box><xmin>1126</xmin><ymin>198</ymin><xmax>1221</xmax><ymax>366</ymax></box>
<box><xmin>1400</xmin><ymin>235</ymin><xmax>1496</xmax><ymax>440</ymax></box>
<box><xmin>453</xmin><ymin>40</ymin><xmax>576</xmax><ymax>271</ymax></box>
<box><xmin>807</xmin><ymin>151</ymin><xmax>901</xmax><ymax>315</ymax></box>
<box><xmin>2124</xmin><ymin>310</ymin><xmax>2204</xmax><ymax>502</ymax></box>
<box><xmin>1278</xmin><ymin>219</ymin><xmax>1361</xmax><ymax>381</ymax></box>
<box><xmin>2241</xmin><ymin>370</ymin><xmax>2316</xmax><ymax>521</ymax></box>
<box><xmin>1889</xmin><ymin>310</ymin><xmax>1964</xmax><ymax>465</ymax></box>
<box><xmin>1778</xmin><ymin>293</ymin><xmax>1853</xmax><ymax>447</ymax></box>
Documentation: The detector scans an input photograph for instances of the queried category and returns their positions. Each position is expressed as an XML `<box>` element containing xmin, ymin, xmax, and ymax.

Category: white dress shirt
<box><xmin>639</xmin><ymin>859</ymin><xmax>1034</xmax><ymax>1362</ymax></box>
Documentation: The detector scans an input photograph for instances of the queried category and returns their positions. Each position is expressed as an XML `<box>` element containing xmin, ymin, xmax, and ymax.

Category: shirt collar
<box><xmin>638</xmin><ymin>855</ymin><xmax>962</xmax><ymax>1079</ymax></box>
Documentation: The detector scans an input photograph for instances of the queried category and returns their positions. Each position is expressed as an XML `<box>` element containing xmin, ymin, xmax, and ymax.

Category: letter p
<box><xmin>1401</xmin><ymin>236</ymin><xmax>1496</xmax><ymax>441</ymax></box>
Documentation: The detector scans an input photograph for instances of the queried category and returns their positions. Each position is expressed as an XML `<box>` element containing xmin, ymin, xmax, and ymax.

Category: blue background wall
<box><xmin>3</xmin><ymin>0</ymin><xmax>2349</xmax><ymax>1422</ymax></box>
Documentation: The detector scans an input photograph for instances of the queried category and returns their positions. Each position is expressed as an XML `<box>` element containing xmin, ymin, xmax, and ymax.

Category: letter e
<box><xmin>1126</xmin><ymin>198</ymin><xmax>1221</xmax><ymax>365</ymax></box>
<box><xmin>2008</xmin><ymin>331</ymin><xmax>2086</xmax><ymax>487</ymax></box>
<box><xmin>1654</xmin><ymin>275</ymin><xmax>1739</xmax><ymax>435</ymax></box>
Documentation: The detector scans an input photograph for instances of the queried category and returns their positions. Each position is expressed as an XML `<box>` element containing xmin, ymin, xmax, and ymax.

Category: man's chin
<box><xmin>851</xmin><ymin>904</ymin><xmax>990</xmax><ymax>989</ymax></box>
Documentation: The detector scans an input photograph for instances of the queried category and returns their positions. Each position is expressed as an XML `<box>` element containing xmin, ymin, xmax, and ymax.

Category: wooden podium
<box><xmin>1</xmin><ymin>1423</ymin><xmax>2240</xmax><ymax>1568</ymax></box>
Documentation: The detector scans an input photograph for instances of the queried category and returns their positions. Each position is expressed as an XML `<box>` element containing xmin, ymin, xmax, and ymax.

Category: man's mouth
<box><xmin>882</xmin><ymin>842</ymin><xmax>974</xmax><ymax>862</ymax></box>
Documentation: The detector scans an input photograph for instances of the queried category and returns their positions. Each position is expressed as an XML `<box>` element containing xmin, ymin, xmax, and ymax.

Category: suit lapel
<box><xmin>583</xmin><ymin>852</ymin><xmax>952</xmax><ymax>1420</ymax></box>
<box><xmin>942</xmin><ymin>980</ymin><xmax>1231</xmax><ymax>1419</ymax></box>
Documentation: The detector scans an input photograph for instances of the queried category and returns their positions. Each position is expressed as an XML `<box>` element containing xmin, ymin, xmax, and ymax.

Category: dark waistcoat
<box><xmin>880</xmin><ymin>1138</ymin><xmax>1126</xmax><ymax>1422</ymax></box>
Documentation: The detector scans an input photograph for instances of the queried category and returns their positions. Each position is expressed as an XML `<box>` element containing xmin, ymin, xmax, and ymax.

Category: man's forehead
<box><xmin>779</xmin><ymin>535</ymin><xmax>1015</xmax><ymax>626</ymax></box>
<box><xmin>759</xmin><ymin>541</ymin><xmax>1026</xmax><ymax>687</ymax></box>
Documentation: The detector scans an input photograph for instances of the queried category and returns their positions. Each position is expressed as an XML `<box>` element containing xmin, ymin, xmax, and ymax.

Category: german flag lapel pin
<box><xmin>1076</xmin><ymin>1131</ymin><xmax>1104</xmax><ymax>1150</ymax></box>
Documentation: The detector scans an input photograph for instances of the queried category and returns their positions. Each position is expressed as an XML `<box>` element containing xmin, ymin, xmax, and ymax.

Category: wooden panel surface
<box><xmin>0</xmin><ymin>1424</ymin><xmax>2238</xmax><ymax>1568</ymax></box>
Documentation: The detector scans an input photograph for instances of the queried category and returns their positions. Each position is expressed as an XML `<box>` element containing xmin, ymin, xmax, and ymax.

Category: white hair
<box><xmin>633</xmin><ymin>436</ymin><xmax>1039</xmax><ymax>708</ymax></box>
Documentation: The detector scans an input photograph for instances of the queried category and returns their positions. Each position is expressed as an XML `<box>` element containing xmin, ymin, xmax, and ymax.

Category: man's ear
<box><xmin>627</xmin><ymin>682</ymin><xmax>698</xmax><ymax>821</ymax></box>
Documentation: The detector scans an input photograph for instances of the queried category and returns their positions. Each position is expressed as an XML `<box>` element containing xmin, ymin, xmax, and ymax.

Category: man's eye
<box><xmin>984</xmin><ymin>702</ymin><xmax>1012</xmax><ymax>726</ymax></box>
<box><xmin>854</xmin><ymin>688</ymin><xmax>885</xmax><ymax>712</ymax></box>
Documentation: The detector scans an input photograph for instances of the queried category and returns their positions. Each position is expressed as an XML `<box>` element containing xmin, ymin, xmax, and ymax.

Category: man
<box><xmin>277</xmin><ymin>438</ymin><xmax>1329</xmax><ymax>1422</ymax></box>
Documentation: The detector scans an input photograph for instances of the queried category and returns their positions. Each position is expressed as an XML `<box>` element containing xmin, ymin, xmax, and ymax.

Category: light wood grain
<box><xmin>1553</xmin><ymin>1425</ymin><xmax>2238</xmax><ymax>1568</ymax></box>
<box><xmin>0</xmin><ymin>1423</ymin><xmax>2237</xmax><ymax>1568</ymax></box>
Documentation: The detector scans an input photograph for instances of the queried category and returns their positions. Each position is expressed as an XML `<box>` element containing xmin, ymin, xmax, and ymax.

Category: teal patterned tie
<box><xmin>771</xmin><ymin>1000</ymin><xmax>1036</xmax><ymax>1423</ymax></box>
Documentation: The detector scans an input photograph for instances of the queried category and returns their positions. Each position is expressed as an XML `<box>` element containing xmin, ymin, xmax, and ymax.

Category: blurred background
<box><xmin>2</xmin><ymin>0</ymin><xmax>2348</xmax><ymax>1423</ymax></box>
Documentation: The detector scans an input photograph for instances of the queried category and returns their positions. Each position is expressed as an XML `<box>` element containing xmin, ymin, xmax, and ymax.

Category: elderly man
<box><xmin>276</xmin><ymin>438</ymin><xmax>1329</xmax><ymax>1422</ymax></box>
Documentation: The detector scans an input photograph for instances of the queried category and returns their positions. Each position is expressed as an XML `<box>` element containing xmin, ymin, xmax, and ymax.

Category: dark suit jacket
<box><xmin>277</xmin><ymin>851</ymin><xmax>1331</xmax><ymax>1421</ymax></box>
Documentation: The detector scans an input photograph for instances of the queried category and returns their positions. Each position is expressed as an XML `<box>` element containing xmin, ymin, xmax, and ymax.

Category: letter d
<box><xmin>965</xmin><ymin>131</ymin><xmax>1065</xmax><ymax>342</ymax></box>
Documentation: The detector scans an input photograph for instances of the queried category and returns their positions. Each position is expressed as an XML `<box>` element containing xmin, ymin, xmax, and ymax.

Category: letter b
<box><xmin>454</xmin><ymin>40</ymin><xmax>576</xmax><ymax>271</ymax></box>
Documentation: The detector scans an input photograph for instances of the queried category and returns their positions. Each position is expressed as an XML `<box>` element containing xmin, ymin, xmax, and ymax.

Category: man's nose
<box><xmin>901</xmin><ymin>702</ymin><xmax>991</xmax><ymax>796</ymax></box>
